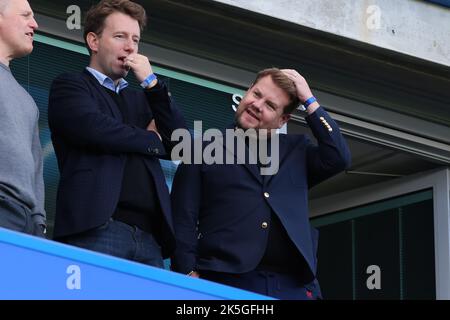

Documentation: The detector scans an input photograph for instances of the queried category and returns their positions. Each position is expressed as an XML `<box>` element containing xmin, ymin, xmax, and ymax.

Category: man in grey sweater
<box><xmin>0</xmin><ymin>0</ymin><xmax>46</xmax><ymax>237</ymax></box>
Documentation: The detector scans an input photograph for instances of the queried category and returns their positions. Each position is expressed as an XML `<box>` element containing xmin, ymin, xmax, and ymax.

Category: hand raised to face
<box><xmin>124</xmin><ymin>54</ymin><xmax>155</xmax><ymax>83</ymax></box>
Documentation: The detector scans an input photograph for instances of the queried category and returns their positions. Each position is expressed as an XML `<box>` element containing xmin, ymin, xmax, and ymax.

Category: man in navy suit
<box><xmin>171</xmin><ymin>68</ymin><xmax>351</xmax><ymax>299</ymax></box>
<box><xmin>48</xmin><ymin>0</ymin><xmax>185</xmax><ymax>267</ymax></box>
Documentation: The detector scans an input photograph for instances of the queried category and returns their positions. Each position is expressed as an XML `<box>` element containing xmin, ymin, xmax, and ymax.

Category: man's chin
<box><xmin>13</xmin><ymin>47</ymin><xmax>33</xmax><ymax>59</ymax></box>
<box><xmin>119</xmin><ymin>69</ymin><xmax>129</xmax><ymax>78</ymax></box>
<box><xmin>241</xmin><ymin>122</ymin><xmax>259</xmax><ymax>130</ymax></box>
<box><xmin>236</xmin><ymin>116</ymin><xmax>257</xmax><ymax>130</ymax></box>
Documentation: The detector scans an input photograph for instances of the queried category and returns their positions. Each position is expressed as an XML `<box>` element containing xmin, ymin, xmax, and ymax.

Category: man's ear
<box><xmin>278</xmin><ymin>113</ymin><xmax>291</xmax><ymax>128</ymax></box>
<box><xmin>86</xmin><ymin>32</ymin><xmax>99</xmax><ymax>53</ymax></box>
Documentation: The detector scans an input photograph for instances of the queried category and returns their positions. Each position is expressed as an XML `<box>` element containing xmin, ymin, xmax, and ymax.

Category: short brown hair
<box><xmin>84</xmin><ymin>0</ymin><xmax>147</xmax><ymax>54</ymax></box>
<box><xmin>252</xmin><ymin>68</ymin><xmax>300</xmax><ymax>114</ymax></box>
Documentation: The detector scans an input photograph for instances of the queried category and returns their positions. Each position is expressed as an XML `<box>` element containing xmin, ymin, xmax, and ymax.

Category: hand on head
<box><xmin>280</xmin><ymin>69</ymin><xmax>314</xmax><ymax>103</ymax></box>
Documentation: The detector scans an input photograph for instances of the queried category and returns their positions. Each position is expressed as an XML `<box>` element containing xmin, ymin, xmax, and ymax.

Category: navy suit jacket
<box><xmin>171</xmin><ymin>107</ymin><xmax>351</xmax><ymax>279</ymax></box>
<box><xmin>48</xmin><ymin>70</ymin><xmax>186</xmax><ymax>257</ymax></box>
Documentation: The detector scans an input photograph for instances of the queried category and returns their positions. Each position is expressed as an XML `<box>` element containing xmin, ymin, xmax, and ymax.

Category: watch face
<box><xmin>40</xmin><ymin>224</ymin><xmax>47</xmax><ymax>234</ymax></box>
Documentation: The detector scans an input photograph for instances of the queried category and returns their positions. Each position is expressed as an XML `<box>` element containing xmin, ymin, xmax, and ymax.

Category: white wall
<box><xmin>214</xmin><ymin>0</ymin><xmax>450</xmax><ymax>67</ymax></box>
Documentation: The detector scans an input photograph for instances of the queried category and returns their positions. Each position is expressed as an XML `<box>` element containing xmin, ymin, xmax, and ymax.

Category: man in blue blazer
<box><xmin>171</xmin><ymin>68</ymin><xmax>351</xmax><ymax>299</ymax></box>
<box><xmin>48</xmin><ymin>0</ymin><xmax>185</xmax><ymax>267</ymax></box>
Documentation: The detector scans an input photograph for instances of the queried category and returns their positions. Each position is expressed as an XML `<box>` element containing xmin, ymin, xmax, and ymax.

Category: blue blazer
<box><xmin>48</xmin><ymin>70</ymin><xmax>186</xmax><ymax>257</ymax></box>
<box><xmin>171</xmin><ymin>107</ymin><xmax>351</xmax><ymax>279</ymax></box>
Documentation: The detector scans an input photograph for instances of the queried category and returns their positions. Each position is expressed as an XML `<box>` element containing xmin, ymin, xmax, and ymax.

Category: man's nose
<box><xmin>252</xmin><ymin>99</ymin><xmax>263</xmax><ymax>111</ymax></box>
<box><xmin>124</xmin><ymin>39</ymin><xmax>136</xmax><ymax>52</ymax></box>
<box><xmin>30</xmin><ymin>17</ymin><xmax>38</xmax><ymax>30</ymax></box>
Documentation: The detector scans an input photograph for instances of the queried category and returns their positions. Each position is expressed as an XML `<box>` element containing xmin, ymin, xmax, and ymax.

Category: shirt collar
<box><xmin>86</xmin><ymin>67</ymin><xmax>128</xmax><ymax>93</ymax></box>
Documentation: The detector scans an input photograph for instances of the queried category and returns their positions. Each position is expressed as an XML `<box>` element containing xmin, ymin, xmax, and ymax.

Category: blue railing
<box><xmin>0</xmin><ymin>227</ymin><xmax>272</xmax><ymax>300</ymax></box>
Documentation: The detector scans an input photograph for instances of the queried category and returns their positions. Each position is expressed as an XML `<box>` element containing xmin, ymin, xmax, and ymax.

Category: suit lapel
<box><xmin>82</xmin><ymin>69</ymin><xmax>123</xmax><ymax>121</ymax></box>
<box><xmin>243</xmin><ymin>150</ymin><xmax>263</xmax><ymax>184</ymax></box>
<box><xmin>221</xmin><ymin>128</ymin><xmax>292</xmax><ymax>185</ymax></box>
<box><xmin>263</xmin><ymin>134</ymin><xmax>289</xmax><ymax>186</ymax></box>
<box><xmin>222</xmin><ymin>127</ymin><xmax>262</xmax><ymax>184</ymax></box>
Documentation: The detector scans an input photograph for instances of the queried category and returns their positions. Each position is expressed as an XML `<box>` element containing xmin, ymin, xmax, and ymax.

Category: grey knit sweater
<box><xmin>0</xmin><ymin>62</ymin><xmax>46</xmax><ymax>226</ymax></box>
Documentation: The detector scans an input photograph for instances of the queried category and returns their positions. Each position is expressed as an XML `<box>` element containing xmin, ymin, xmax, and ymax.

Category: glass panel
<box><xmin>312</xmin><ymin>190</ymin><xmax>435</xmax><ymax>300</ymax></box>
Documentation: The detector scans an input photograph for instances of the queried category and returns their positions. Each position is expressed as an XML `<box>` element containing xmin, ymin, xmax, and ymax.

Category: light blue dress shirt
<box><xmin>86</xmin><ymin>67</ymin><xmax>128</xmax><ymax>93</ymax></box>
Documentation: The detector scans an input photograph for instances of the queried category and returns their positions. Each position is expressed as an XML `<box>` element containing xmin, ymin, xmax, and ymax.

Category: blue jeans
<box><xmin>200</xmin><ymin>269</ymin><xmax>322</xmax><ymax>300</ymax></box>
<box><xmin>61</xmin><ymin>219</ymin><xmax>164</xmax><ymax>268</ymax></box>
<box><xmin>0</xmin><ymin>195</ymin><xmax>45</xmax><ymax>237</ymax></box>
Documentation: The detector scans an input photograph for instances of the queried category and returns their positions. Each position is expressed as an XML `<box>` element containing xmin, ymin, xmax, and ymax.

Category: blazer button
<box><xmin>261</xmin><ymin>222</ymin><xmax>268</xmax><ymax>229</ymax></box>
<box><xmin>154</xmin><ymin>148</ymin><xmax>159</xmax><ymax>154</ymax></box>
<box><xmin>263</xmin><ymin>192</ymin><xmax>270</xmax><ymax>198</ymax></box>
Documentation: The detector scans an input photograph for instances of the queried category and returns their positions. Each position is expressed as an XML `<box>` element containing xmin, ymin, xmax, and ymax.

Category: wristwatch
<box><xmin>39</xmin><ymin>224</ymin><xmax>47</xmax><ymax>235</ymax></box>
